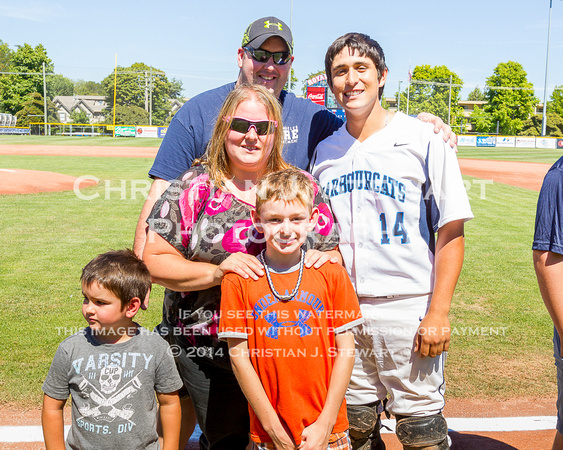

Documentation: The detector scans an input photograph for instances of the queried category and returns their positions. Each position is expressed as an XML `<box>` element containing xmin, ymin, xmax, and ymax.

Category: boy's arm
<box><xmin>228</xmin><ymin>338</ymin><xmax>296</xmax><ymax>449</ymax></box>
<box><xmin>416</xmin><ymin>219</ymin><xmax>465</xmax><ymax>358</ymax></box>
<box><xmin>42</xmin><ymin>394</ymin><xmax>66</xmax><ymax>450</ymax></box>
<box><xmin>299</xmin><ymin>332</ymin><xmax>355</xmax><ymax>450</ymax></box>
<box><xmin>156</xmin><ymin>391</ymin><xmax>182</xmax><ymax>450</ymax></box>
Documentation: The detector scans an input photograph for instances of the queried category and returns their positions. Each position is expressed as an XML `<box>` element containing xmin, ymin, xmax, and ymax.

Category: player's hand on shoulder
<box><xmin>417</xmin><ymin>112</ymin><xmax>457</xmax><ymax>150</ymax></box>
<box><xmin>304</xmin><ymin>249</ymin><xmax>339</xmax><ymax>269</ymax></box>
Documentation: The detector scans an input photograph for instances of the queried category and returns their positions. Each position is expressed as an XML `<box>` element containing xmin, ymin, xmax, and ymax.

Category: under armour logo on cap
<box><xmin>263</xmin><ymin>20</ymin><xmax>283</xmax><ymax>30</ymax></box>
<box><xmin>241</xmin><ymin>16</ymin><xmax>293</xmax><ymax>54</ymax></box>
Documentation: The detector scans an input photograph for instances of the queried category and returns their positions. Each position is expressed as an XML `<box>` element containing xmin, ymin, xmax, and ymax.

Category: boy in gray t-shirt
<box><xmin>42</xmin><ymin>249</ymin><xmax>183</xmax><ymax>450</ymax></box>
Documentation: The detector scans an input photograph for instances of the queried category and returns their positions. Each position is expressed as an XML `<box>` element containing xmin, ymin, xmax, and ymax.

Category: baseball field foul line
<box><xmin>0</xmin><ymin>416</ymin><xmax>557</xmax><ymax>442</ymax></box>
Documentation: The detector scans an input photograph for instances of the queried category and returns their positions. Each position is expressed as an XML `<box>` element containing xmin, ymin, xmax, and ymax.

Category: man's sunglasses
<box><xmin>224</xmin><ymin>117</ymin><xmax>277</xmax><ymax>135</ymax></box>
<box><xmin>244</xmin><ymin>47</ymin><xmax>291</xmax><ymax>66</ymax></box>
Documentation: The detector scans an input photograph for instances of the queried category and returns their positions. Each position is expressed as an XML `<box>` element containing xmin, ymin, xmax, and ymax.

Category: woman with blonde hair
<box><xmin>144</xmin><ymin>83</ymin><xmax>339</xmax><ymax>449</ymax></box>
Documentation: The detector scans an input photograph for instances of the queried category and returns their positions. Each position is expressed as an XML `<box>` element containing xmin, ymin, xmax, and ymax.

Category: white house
<box><xmin>52</xmin><ymin>96</ymin><xmax>107</xmax><ymax>123</ymax></box>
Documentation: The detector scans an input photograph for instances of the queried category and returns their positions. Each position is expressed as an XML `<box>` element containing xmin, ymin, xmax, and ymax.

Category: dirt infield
<box><xmin>0</xmin><ymin>144</ymin><xmax>157</xmax><ymax>195</ymax></box>
<box><xmin>0</xmin><ymin>144</ymin><xmax>158</xmax><ymax>158</ymax></box>
<box><xmin>0</xmin><ymin>169</ymin><xmax>98</xmax><ymax>194</ymax></box>
<box><xmin>458</xmin><ymin>159</ymin><xmax>550</xmax><ymax>191</ymax></box>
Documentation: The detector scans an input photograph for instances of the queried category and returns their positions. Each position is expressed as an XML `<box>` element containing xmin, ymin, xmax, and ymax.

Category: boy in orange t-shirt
<box><xmin>219</xmin><ymin>168</ymin><xmax>363</xmax><ymax>449</ymax></box>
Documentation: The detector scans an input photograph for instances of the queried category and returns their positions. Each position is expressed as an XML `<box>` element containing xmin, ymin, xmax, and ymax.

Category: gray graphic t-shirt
<box><xmin>42</xmin><ymin>325</ymin><xmax>183</xmax><ymax>449</ymax></box>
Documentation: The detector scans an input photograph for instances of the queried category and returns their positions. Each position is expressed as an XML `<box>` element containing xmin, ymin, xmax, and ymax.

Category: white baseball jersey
<box><xmin>312</xmin><ymin>112</ymin><xmax>473</xmax><ymax>298</ymax></box>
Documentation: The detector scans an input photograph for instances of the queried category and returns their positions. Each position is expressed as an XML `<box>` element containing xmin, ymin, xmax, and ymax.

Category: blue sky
<box><xmin>1</xmin><ymin>0</ymin><xmax>562</xmax><ymax>101</ymax></box>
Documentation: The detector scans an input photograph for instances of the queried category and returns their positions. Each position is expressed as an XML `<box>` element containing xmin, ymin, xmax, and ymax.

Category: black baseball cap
<box><xmin>241</xmin><ymin>16</ymin><xmax>293</xmax><ymax>54</ymax></box>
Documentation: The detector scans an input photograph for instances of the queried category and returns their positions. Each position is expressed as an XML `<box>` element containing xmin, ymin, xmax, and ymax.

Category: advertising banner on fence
<box><xmin>496</xmin><ymin>136</ymin><xmax>515</xmax><ymax>148</ymax></box>
<box><xmin>157</xmin><ymin>127</ymin><xmax>168</xmax><ymax>138</ymax></box>
<box><xmin>136</xmin><ymin>126</ymin><xmax>158</xmax><ymax>138</ymax></box>
<box><xmin>476</xmin><ymin>136</ymin><xmax>496</xmax><ymax>147</ymax></box>
<box><xmin>558</xmin><ymin>139</ymin><xmax>563</xmax><ymax>149</ymax></box>
<box><xmin>307</xmin><ymin>87</ymin><xmax>325</xmax><ymax>106</ymax></box>
<box><xmin>457</xmin><ymin>135</ymin><xmax>476</xmax><ymax>147</ymax></box>
<box><xmin>0</xmin><ymin>127</ymin><xmax>30</xmax><ymax>134</ymax></box>
<box><xmin>515</xmin><ymin>137</ymin><xmax>535</xmax><ymax>148</ymax></box>
<box><xmin>115</xmin><ymin>126</ymin><xmax>136</xmax><ymax>137</ymax></box>
<box><xmin>0</xmin><ymin>127</ymin><xmax>29</xmax><ymax>135</ymax></box>
<box><xmin>535</xmin><ymin>137</ymin><xmax>557</xmax><ymax>149</ymax></box>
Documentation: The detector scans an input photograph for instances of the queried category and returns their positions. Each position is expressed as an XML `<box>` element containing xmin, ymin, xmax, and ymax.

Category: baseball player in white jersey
<box><xmin>312</xmin><ymin>33</ymin><xmax>473</xmax><ymax>450</ymax></box>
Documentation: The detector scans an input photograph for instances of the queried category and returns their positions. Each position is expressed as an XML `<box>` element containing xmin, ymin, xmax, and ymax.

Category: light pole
<box><xmin>541</xmin><ymin>0</ymin><xmax>554</xmax><ymax>136</ymax></box>
<box><xmin>290</xmin><ymin>0</ymin><xmax>293</xmax><ymax>30</ymax></box>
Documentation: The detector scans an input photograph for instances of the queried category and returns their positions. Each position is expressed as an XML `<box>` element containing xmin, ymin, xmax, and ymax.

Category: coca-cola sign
<box><xmin>307</xmin><ymin>87</ymin><xmax>325</xmax><ymax>106</ymax></box>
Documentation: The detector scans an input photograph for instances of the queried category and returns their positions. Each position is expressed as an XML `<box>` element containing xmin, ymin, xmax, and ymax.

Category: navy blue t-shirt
<box><xmin>533</xmin><ymin>155</ymin><xmax>563</xmax><ymax>255</ymax></box>
<box><xmin>149</xmin><ymin>82</ymin><xmax>343</xmax><ymax>180</ymax></box>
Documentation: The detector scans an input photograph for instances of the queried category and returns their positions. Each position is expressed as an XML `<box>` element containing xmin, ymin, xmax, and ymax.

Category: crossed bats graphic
<box><xmin>77</xmin><ymin>372</ymin><xmax>142</xmax><ymax>423</ymax></box>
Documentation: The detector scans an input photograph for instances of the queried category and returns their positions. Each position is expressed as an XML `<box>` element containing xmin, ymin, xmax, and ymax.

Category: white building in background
<box><xmin>52</xmin><ymin>95</ymin><xmax>107</xmax><ymax>123</ymax></box>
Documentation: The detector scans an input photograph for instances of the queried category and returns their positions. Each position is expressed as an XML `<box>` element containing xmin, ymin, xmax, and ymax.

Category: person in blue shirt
<box><xmin>533</xmin><ymin>155</ymin><xmax>563</xmax><ymax>450</ymax></box>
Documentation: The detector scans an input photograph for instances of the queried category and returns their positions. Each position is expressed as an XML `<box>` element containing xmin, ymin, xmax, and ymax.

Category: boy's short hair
<box><xmin>325</xmin><ymin>32</ymin><xmax>387</xmax><ymax>98</ymax></box>
<box><xmin>81</xmin><ymin>249</ymin><xmax>151</xmax><ymax>308</ymax></box>
<box><xmin>255</xmin><ymin>169</ymin><xmax>315</xmax><ymax>214</ymax></box>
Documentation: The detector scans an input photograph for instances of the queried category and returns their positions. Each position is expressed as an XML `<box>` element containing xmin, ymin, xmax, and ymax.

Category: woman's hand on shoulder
<box><xmin>214</xmin><ymin>252</ymin><xmax>264</xmax><ymax>283</ymax></box>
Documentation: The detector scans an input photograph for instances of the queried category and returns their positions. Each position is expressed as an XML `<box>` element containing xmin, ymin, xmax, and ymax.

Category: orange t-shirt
<box><xmin>219</xmin><ymin>262</ymin><xmax>363</xmax><ymax>445</ymax></box>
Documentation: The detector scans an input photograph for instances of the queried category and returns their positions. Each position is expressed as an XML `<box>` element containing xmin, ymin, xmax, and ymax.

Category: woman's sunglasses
<box><xmin>243</xmin><ymin>47</ymin><xmax>292</xmax><ymax>66</ymax></box>
<box><xmin>224</xmin><ymin>117</ymin><xmax>277</xmax><ymax>135</ymax></box>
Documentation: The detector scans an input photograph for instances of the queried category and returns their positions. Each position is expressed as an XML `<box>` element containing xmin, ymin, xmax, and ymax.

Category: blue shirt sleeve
<box><xmin>533</xmin><ymin>157</ymin><xmax>563</xmax><ymax>255</ymax></box>
<box><xmin>149</xmin><ymin>83</ymin><xmax>235</xmax><ymax>181</ymax></box>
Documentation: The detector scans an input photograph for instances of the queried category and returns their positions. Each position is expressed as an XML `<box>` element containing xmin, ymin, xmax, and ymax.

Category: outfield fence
<box><xmin>458</xmin><ymin>135</ymin><xmax>563</xmax><ymax>149</ymax></box>
<box><xmin>0</xmin><ymin>127</ymin><xmax>30</xmax><ymax>135</ymax></box>
<box><xmin>3</xmin><ymin>123</ymin><xmax>562</xmax><ymax>148</ymax></box>
<box><xmin>26</xmin><ymin>123</ymin><xmax>169</xmax><ymax>138</ymax></box>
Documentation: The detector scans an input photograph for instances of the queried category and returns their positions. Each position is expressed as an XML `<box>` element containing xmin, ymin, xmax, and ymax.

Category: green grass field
<box><xmin>0</xmin><ymin>138</ymin><xmax>559</xmax><ymax>406</ymax></box>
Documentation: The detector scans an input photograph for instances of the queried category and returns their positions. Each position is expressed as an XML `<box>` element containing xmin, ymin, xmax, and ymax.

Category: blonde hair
<box><xmin>201</xmin><ymin>84</ymin><xmax>291</xmax><ymax>189</ymax></box>
<box><xmin>255</xmin><ymin>168</ymin><xmax>315</xmax><ymax>214</ymax></box>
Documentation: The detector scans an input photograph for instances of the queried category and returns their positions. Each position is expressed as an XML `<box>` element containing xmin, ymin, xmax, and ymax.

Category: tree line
<box><xmin>0</xmin><ymin>40</ymin><xmax>183</xmax><ymax>126</ymax></box>
<box><xmin>2</xmin><ymin>39</ymin><xmax>562</xmax><ymax>135</ymax></box>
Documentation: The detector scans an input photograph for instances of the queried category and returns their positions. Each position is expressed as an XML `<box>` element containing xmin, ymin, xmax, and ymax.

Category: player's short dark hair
<box><xmin>325</xmin><ymin>32</ymin><xmax>387</xmax><ymax>98</ymax></box>
<box><xmin>81</xmin><ymin>249</ymin><xmax>151</xmax><ymax>308</ymax></box>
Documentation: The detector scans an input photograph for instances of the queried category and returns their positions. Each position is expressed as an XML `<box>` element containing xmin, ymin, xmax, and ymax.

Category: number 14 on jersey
<box><xmin>379</xmin><ymin>212</ymin><xmax>410</xmax><ymax>244</ymax></box>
